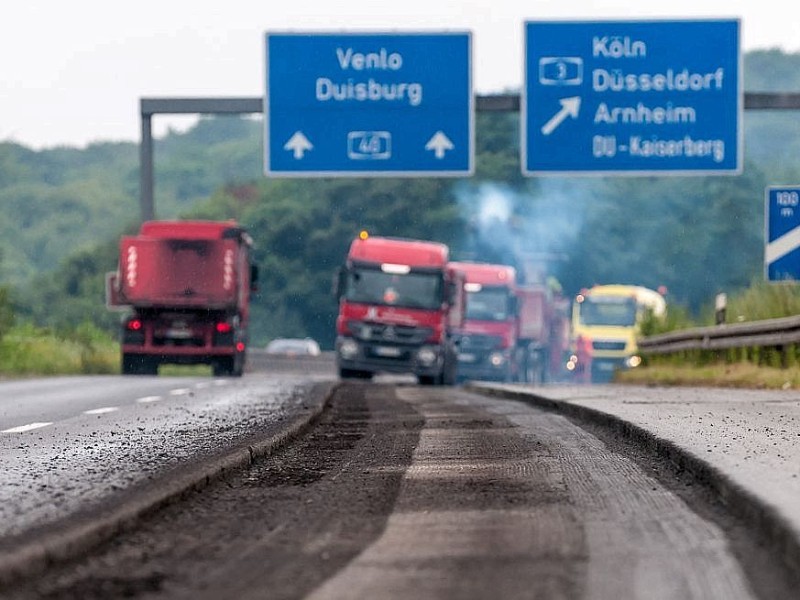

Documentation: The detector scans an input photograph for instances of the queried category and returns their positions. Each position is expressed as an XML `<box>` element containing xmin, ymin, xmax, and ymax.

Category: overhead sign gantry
<box><xmin>522</xmin><ymin>19</ymin><xmax>741</xmax><ymax>176</ymax></box>
<box><xmin>264</xmin><ymin>31</ymin><xmax>473</xmax><ymax>177</ymax></box>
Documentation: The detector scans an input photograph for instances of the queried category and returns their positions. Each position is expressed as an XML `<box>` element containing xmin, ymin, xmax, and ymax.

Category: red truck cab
<box><xmin>334</xmin><ymin>233</ymin><xmax>464</xmax><ymax>385</ymax></box>
<box><xmin>107</xmin><ymin>220</ymin><xmax>258</xmax><ymax>377</ymax></box>
<box><xmin>448</xmin><ymin>262</ymin><xmax>519</xmax><ymax>382</ymax></box>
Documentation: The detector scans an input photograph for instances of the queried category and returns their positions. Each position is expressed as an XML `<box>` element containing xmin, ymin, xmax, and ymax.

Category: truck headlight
<box><xmin>339</xmin><ymin>339</ymin><xmax>359</xmax><ymax>360</ymax></box>
<box><xmin>489</xmin><ymin>351</ymin><xmax>506</xmax><ymax>367</ymax></box>
<box><xmin>417</xmin><ymin>347</ymin><xmax>437</xmax><ymax>366</ymax></box>
<box><xmin>626</xmin><ymin>355</ymin><xmax>642</xmax><ymax>368</ymax></box>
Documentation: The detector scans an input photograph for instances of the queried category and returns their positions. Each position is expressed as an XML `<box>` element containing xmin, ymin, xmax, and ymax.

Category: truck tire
<box><xmin>339</xmin><ymin>368</ymin><xmax>372</xmax><ymax>380</ymax></box>
<box><xmin>213</xmin><ymin>358</ymin><xmax>235</xmax><ymax>377</ymax></box>
<box><xmin>121</xmin><ymin>354</ymin><xmax>136</xmax><ymax>375</ymax></box>
<box><xmin>442</xmin><ymin>356</ymin><xmax>457</xmax><ymax>386</ymax></box>
<box><xmin>232</xmin><ymin>354</ymin><xmax>245</xmax><ymax>377</ymax></box>
<box><xmin>122</xmin><ymin>354</ymin><xmax>158</xmax><ymax>376</ymax></box>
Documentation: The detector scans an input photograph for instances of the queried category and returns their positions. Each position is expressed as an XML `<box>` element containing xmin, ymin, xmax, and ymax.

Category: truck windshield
<box><xmin>345</xmin><ymin>268</ymin><xmax>443</xmax><ymax>310</ymax></box>
<box><xmin>580</xmin><ymin>297</ymin><xmax>637</xmax><ymax>327</ymax></box>
<box><xmin>465</xmin><ymin>286</ymin><xmax>511</xmax><ymax>321</ymax></box>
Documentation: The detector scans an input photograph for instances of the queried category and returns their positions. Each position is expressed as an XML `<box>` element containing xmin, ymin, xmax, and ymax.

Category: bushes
<box><xmin>0</xmin><ymin>286</ymin><xmax>13</xmax><ymax>340</ymax></box>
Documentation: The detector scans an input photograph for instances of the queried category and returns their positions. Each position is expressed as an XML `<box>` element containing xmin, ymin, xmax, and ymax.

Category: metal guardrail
<box><xmin>638</xmin><ymin>315</ymin><xmax>800</xmax><ymax>354</ymax></box>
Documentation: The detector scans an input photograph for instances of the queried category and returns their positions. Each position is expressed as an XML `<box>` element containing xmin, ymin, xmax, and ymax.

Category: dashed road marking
<box><xmin>169</xmin><ymin>388</ymin><xmax>191</xmax><ymax>396</ymax></box>
<box><xmin>2</xmin><ymin>422</ymin><xmax>53</xmax><ymax>433</ymax></box>
<box><xmin>136</xmin><ymin>396</ymin><xmax>162</xmax><ymax>404</ymax></box>
<box><xmin>83</xmin><ymin>407</ymin><xmax>119</xmax><ymax>415</ymax></box>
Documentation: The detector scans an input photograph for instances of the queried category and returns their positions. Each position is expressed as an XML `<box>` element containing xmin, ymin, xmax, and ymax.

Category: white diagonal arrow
<box><xmin>766</xmin><ymin>226</ymin><xmax>800</xmax><ymax>264</ymax></box>
<box><xmin>541</xmin><ymin>97</ymin><xmax>581</xmax><ymax>136</ymax></box>
<box><xmin>283</xmin><ymin>131</ymin><xmax>313</xmax><ymax>159</ymax></box>
<box><xmin>425</xmin><ymin>131</ymin><xmax>454</xmax><ymax>159</ymax></box>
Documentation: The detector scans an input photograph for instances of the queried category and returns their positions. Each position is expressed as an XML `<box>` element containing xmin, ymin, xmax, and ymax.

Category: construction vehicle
<box><xmin>449</xmin><ymin>261</ymin><xmax>570</xmax><ymax>384</ymax></box>
<box><xmin>334</xmin><ymin>232</ymin><xmax>464</xmax><ymax>385</ymax></box>
<box><xmin>565</xmin><ymin>284</ymin><xmax>666</xmax><ymax>383</ymax></box>
<box><xmin>106</xmin><ymin>220</ymin><xmax>258</xmax><ymax>376</ymax></box>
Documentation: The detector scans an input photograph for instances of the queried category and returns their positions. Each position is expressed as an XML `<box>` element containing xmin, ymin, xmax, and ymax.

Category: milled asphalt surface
<box><xmin>469</xmin><ymin>382</ymin><xmax>800</xmax><ymax>572</ymax></box>
<box><xmin>0</xmin><ymin>374</ymin><xmax>336</xmax><ymax>585</ymax></box>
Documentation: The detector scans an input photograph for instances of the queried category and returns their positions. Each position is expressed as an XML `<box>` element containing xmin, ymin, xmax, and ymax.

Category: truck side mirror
<box><xmin>509</xmin><ymin>294</ymin><xmax>519</xmax><ymax>316</ymax></box>
<box><xmin>250</xmin><ymin>264</ymin><xmax>260</xmax><ymax>292</ymax></box>
<box><xmin>333</xmin><ymin>267</ymin><xmax>347</xmax><ymax>299</ymax></box>
<box><xmin>445</xmin><ymin>280</ymin><xmax>457</xmax><ymax>305</ymax></box>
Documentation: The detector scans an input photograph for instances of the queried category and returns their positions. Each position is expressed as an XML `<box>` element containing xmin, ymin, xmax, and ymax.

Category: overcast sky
<box><xmin>2</xmin><ymin>0</ymin><xmax>798</xmax><ymax>149</ymax></box>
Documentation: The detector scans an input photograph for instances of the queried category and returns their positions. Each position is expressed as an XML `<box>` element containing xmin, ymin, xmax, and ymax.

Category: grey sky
<box><xmin>2</xmin><ymin>0</ymin><xmax>797</xmax><ymax>149</ymax></box>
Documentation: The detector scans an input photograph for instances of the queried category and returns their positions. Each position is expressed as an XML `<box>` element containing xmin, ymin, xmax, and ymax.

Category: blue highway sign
<box><xmin>765</xmin><ymin>186</ymin><xmax>800</xmax><ymax>281</ymax></box>
<box><xmin>264</xmin><ymin>32</ymin><xmax>473</xmax><ymax>177</ymax></box>
<box><xmin>523</xmin><ymin>19</ymin><xmax>741</xmax><ymax>176</ymax></box>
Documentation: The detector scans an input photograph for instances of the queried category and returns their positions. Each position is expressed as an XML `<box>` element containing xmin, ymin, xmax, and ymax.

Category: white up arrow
<box><xmin>425</xmin><ymin>131</ymin><xmax>454</xmax><ymax>159</ymax></box>
<box><xmin>283</xmin><ymin>131</ymin><xmax>313</xmax><ymax>159</ymax></box>
<box><xmin>541</xmin><ymin>97</ymin><xmax>581</xmax><ymax>136</ymax></box>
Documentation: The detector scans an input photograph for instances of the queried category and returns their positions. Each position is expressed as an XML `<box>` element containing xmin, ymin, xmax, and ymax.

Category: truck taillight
<box><xmin>216</xmin><ymin>322</ymin><xmax>232</xmax><ymax>333</ymax></box>
<box><xmin>236</xmin><ymin>342</ymin><xmax>245</xmax><ymax>352</ymax></box>
<box><xmin>126</xmin><ymin>319</ymin><xmax>143</xmax><ymax>331</ymax></box>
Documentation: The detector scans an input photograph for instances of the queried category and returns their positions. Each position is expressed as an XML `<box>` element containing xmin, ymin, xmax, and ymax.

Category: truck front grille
<box><xmin>592</xmin><ymin>340</ymin><xmax>626</xmax><ymax>351</ymax></box>
<box><xmin>349</xmin><ymin>322</ymin><xmax>432</xmax><ymax>345</ymax></box>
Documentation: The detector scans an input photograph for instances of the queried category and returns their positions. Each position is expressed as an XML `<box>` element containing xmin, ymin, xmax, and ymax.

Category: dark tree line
<box><xmin>1</xmin><ymin>50</ymin><xmax>799</xmax><ymax>347</ymax></box>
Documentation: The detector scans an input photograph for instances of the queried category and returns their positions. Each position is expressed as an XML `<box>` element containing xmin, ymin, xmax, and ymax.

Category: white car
<box><xmin>265</xmin><ymin>338</ymin><xmax>321</xmax><ymax>357</ymax></box>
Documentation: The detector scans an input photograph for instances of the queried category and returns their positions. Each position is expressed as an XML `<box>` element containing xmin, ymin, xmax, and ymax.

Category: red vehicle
<box><xmin>449</xmin><ymin>261</ymin><xmax>570</xmax><ymax>384</ymax></box>
<box><xmin>334</xmin><ymin>232</ymin><xmax>464</xmax><ymax>385</ymax></box>
<box><xmin>449</xmin><ymin>262</ymin><xmax>520</xmax><ymax>382</ymax></box>
<box><xmin>106</xmin><ymin>220</ymin><xmax>258</xmax><ymax>376</ymax></box>
<box><xmin>516</xmin><ymin>283</ymin><xmax>570</xmax><ymax>384</ymax></box>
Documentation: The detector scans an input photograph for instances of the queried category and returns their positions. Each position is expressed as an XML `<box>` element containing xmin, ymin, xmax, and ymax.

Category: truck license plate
<box><xmin>373</xmin><ymin>346</ymin><xmax>401</xmax><ymax>358</ymax></box>
<box><xmin>166</xmin><ymin>328</ymin><xmax>191</xmax><ymax>339</ymax></box>
<box><xmin>458</xmin><ymin>353</ymin><xmax>477</xmax><ymax>363</ymax></box>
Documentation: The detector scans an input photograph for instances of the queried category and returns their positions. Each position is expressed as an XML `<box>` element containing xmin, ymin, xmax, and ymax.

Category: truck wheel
<box><xmin>121</xmin><ymin>354</ymin><xmax>136</xmax><ymax>375</ymax></box>
<box><xmin>442</xmin><ymin>359</ymin><xmax>457</xmax><ymax>386</ymax></box>
<box><xmin>339</xmin><ymin>368</ymin><xmax>372</xmax><ymax>380</ymax></box>
<box><xmin>213</xmin><ymin>358</ymin><xmax>234</xmax><ymax>377</ymax></box>
<box><xmin>339</xmin><ymin>368</ymin><xmax>357</xmax><ymax>379</ymax></box>
<box><xmin>122</xmin><ymin>355</ymin><xmax>157</xmax><ymax>376</ymax></box>
<box><xmin>417</xmin><ymin>375</ymin><xmax>437</xmax><ymax>386</ymax></box>
<box><xmin>232</xmin><ymin>354</ymin><xmax>245</xmax><ymax>377</ymax></box>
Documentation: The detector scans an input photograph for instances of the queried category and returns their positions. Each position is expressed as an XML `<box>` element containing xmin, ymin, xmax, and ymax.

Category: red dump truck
<box><xmin>449</xmin><ymin>261</ymin><xmax>570</xmax><ymax>384</ymax></box>
<box><xmin>334</xmin><ymin>232</ymin><xmax>465</xmax><ymax>385</ymax></box>
<box><xmin>106</xmin><ymin>220</ymin><xmax>258</xmax><ymax>376</ymax></box>
<box><xmin>516</xmin><ymin>283</ymin><xmax>570</xmax><ymax>384</ymax></box>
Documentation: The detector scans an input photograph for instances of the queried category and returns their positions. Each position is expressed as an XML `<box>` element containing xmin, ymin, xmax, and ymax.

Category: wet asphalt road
<box><xmin>2</xmin><ymin>378</ymin><xmax>798</xmax><ymax>599</ymax></box>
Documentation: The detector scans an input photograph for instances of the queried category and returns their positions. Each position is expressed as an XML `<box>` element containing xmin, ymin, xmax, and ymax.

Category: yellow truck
<box><xmin>565</xmin><ymin>284</ymin><xmax>666</xmax><ymax>383</ymax></box>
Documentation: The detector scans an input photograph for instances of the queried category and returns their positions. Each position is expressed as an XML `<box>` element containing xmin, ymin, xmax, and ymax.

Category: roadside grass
<box><xmin>0</xmin><ymin>322</ymin><xmax>119</xmax><ymax>376</ymax></box>
<box><xmin>159</xmin><ymin>365</ymin><xmax>213</xmax><ymax>377</ymax></box>
<box><xmin>619</xmin><ymin>280</ymin><xmax>800</xmax><ymax>389</ymax></box>
<box><xmin>617</xmin><ymin>362</ymin><xmax>800</xmax><ymax>390</ymax></box>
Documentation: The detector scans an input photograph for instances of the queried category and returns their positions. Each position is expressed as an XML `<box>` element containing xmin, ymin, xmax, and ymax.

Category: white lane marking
<box><xmin>2</xmin><ymin>422</ymin><xmax>53</xmax><ymax>433</ymax></box>
<box><xmin>195</xmin><ymin>382</ymin><xmax>212</xmax><ymax>389</ymax></box>
<box><xmin>169</xmin><ymin>388</ymin><xmax>191</xmax><ymax>396</ymax></box>
<box><xmin>213</xmin><ymin>380</ymin><xmax>229</xmax><ymax>386</ymax></box>
<box><xmin>83</xmin><ymin>407</ymin><xmax>119</xmax><ymax>415</ymax></box>
<box><xmin>136</xmin><ymin>396</ymin><xmax>162</xmax><ymax>404</ymax></box>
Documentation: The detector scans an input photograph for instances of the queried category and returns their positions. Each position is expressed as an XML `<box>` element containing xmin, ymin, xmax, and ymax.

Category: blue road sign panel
<box><xmin>765</xmin><ymin>186</ymin><xmax>800</xmax><ymax>281</ymax></box>
<box><xmin>523</xmin><ymin>19</ymin><xmax>741</xmax><ymax>176</ymax></box>
<box><xmin>264</xmin><ymin>32</ymin><xmax>473</xmax><ymax>177</ymax></box>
